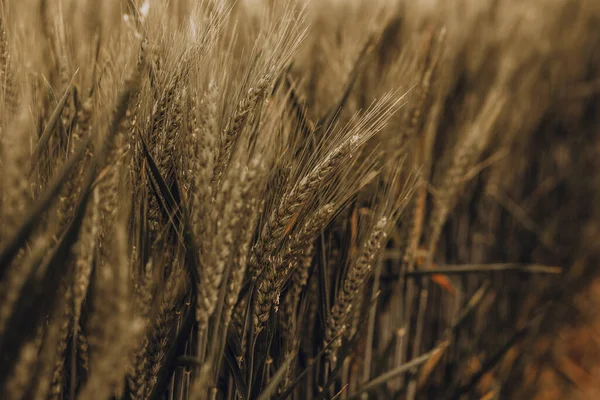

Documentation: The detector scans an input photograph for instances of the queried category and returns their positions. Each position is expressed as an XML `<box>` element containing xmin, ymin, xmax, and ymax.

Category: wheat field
<box><xmin>1</xmin><ymin>0</ymin><xmax>599</xmax><ymax>399</ymax></box>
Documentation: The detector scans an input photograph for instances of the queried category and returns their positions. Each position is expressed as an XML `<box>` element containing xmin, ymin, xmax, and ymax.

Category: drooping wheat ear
<box><xmin>212</xmin><ymin>75</ymin><xmax>269</xmax><ymax>190</ymax></box>
<box><xmin>253</xmin><ymin>203</ymin><xmax>335</xmax><ymax>333</ymax></box>
<box><xmin>325</xmin><ymin>217</ymin><xmax>389</xmax><ymax>363</ymax></box>
<box><xmin>197</xmin><ymin>162</ymin><xmax>243</xmax><ymax>331</ymax></box>
<box><xmin>252</xmin><ymin>255</ymin><xmax>278</xmax><ymax>334</ymax></box>
<box><xmin>250</xmin><ymin>94</ymin><xmax>401</xmax><ymax>279</ymax></box>
<box><xmin>279</xmin><ymin>203</ymin><xmax>336</xmax><ymax>280</ymax></box>
<box><xmin>250</xmin><ymin>147</ymin><xmax>348</xmax><ymax>279</ymax></box>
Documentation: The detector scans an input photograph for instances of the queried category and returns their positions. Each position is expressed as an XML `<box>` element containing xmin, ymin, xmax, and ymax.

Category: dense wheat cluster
<box><xmin>1</xmin><ymin>0</ymin><xmax>600</xmax><ymax>399</ymax></box>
